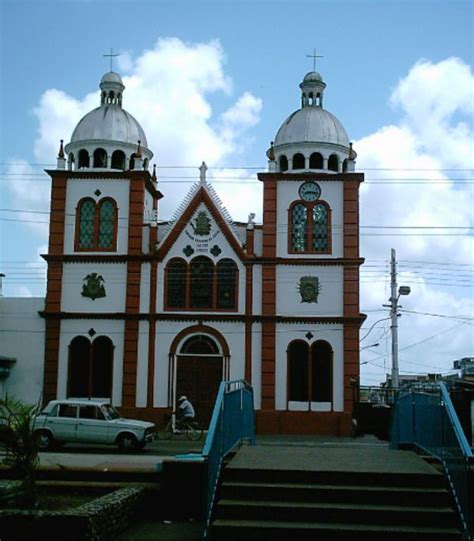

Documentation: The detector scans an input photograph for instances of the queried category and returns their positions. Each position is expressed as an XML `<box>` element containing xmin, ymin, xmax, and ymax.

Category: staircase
<box><xmin>211</xmin><ymin>446</ymin><xmax>464</xmax><ymax>540</ymax></box>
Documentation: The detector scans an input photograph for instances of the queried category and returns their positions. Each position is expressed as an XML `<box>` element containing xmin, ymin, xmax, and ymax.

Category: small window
<box><xmin>111</xmin><ymin>150</ymin><xmax>125</xmax><ymax>170</ymax></box>
<box><xmin>279</xmin><ymin>155</ymin><xmax>288</xmax><ymax>172</ymax></box>
<box><xmin>78</xmin><ymin>149</ymin><xmax>89</xmax><ymax>169</ymax></box>
<box><xmin>289</xmin><ymin>200</ymin><xmax>330</xmax><ymax>254</ymax></box>
<box><xmin>58</xmin><ymin>404</ymin><xmax>77</xmax><ymax>418</ymax></box>
<box><xmin>166</xmin><ymin>259</ymin><xmax>187</xmax><ymax>309</ymax></box>
<box><xmin>291</xmin><ymin>203</ymin><xmax>308</xmax><ymax>252</ymax></box>
<box><xmin>97</xmin><ymin>199</ymin><xmax>116</xmax><ymax>248</ymax></box>
<box><xmin>181</xmin><ymin>334</ymin><xmax>219</xmax><ymax>354</ymax></box>
<box><xmin>328</xmin><ymin>154</ymin><xmax>339</xmax><ymax>172</ymax></box>
<box><xmin>309</xmin><ymin>152</ymin><xmax>323</xmax><ymax>169</ymax></box>
<box><xmin>217</xmin><ymin>259</ymin><xmax>238</xmax><ymax>309</ymax></box>
<box><xmin>292</xmin><ymin>153</ymin><xmax>305</xmax><ymax>169</ymax></box>
<box><xmin>78</xmin><ymin>199</ymin><xmax>95</xmax><ymax>249</ymax></box>
<box><xmin>79</xmin><ymin>405</ymin><xmax>99</xmax><ymax>420</ymax></box>
<box><xmin>190</xmin><ymin>256</ymin><xmax>213</xmax><ymax>309</ymax></box>
<box><xmin>93</xmin><ymin>148</ymin><xmax>107</xmax><ymax>168</ymax></box>
<box><xmin>288</xmin><ymin>341</ymin><xmax>309</xmax><ymax>401</ymax></box>
<box><xmin>129</xmin><ymin>153</ymin><xmax>137</xmax><ymax>170</ymax></box>
<box><xmin>76</xmin><ymin>197</ymin><xmax>117</xmax><ymax>252</ymax></box>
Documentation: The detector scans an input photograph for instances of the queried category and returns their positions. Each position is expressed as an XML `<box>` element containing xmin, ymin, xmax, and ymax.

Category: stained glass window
<box><xmin>190</xmin><ymin>257</ymin><xmax>213</xmax><ymax>309</ymax></box>
<box><xmin>288</xmin><ymin>341</ymin><xmax>309</xmax><ymax>401</ymax></box>
<box><xmin>291</xmin><ymin>203</ymin><xmax>308</xmax><ymax>252</ymax></box>
<box><xmin>217</xmin><ymin>259</ymin><xmax>237</xmax><ymax>309</ymax></box>
<box><xmin>78</xmin><ymin>199</ymin><xmax>95</xmax><ymax>249</ymax></box>
<box><xmin>166</xmin><ymin>259</ymin><xmax>186</xmax><ymax>308</ymax></box>
<box><xmin>98</xmin><ymin>200</ymin><xmax>115</xmax><ymax>248</ymax></box>
<box><xmin>312</xmin><ymin>203</ymin><xmax>328</xmax><ymax>252</ymax></box>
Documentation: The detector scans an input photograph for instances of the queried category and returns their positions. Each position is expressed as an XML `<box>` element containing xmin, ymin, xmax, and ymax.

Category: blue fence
<box><xmin>201</xmin><ymin>379</ymin><xmax>255</xmax><ymax>537</ymax></box>
<box><xmin>390</xmin><ymin>383</ymin><xmax>473</xmax><ymax>539</ymax></box>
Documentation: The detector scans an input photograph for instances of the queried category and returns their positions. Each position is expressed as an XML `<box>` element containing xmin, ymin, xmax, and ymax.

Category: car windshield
<box><xmin>101</xmin><ymin>404</ymin><xmax>121</xmax><ymax>420</ymax></box>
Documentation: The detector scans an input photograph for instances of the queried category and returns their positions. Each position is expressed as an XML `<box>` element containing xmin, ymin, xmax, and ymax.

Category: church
<box><xmin>7</xmin><ymin>67</ymin><xmax>365</xmax><ymax>434</ymax></box>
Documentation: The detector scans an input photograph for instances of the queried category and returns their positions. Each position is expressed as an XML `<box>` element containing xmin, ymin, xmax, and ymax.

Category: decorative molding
<box><xmin>81</xmin><ymin>273</ymin><xmax>106</xmax><ymax>300</ymax></box>
<box><xmin>298</xmin><ymin>276</ymin><xmax>321</xmax><ymax>303</ymax></box>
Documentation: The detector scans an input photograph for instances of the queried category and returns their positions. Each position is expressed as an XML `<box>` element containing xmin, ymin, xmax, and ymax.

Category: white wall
<box><xmin>64</xmin><ymin>177</ymin><xmax>130</xmax><ymax>254</ymax></box>
<box><xmin>276</xmin><ymin>180</ymin><xmax>343</xmax><ymax>258</ymax></box>
<box><xmin>139</xmin><ymin>263</ymin><xmax>151</xmax><ymax>312</ymax></box>
<box><xmin>0</xmin><ymin>298</ymin><xmax>45</xmax><ymax>405</ymax></box>
<box><xmin>274</xmin><ymin>323</ymin><xmax>344</xmax><ymax>411</ymax></box>
<box><xmin>57</xmin><ymin>319</ymin><xmax>125</xmax><ymax>405</ymax></box>
<box><xmin>61</xmin><ymin>263</ymin><xmax>127</xmax><ymax>312</ymax></box>
<box><xmin>275</xmin><ymin>265</ymin><xmax>343</xmax><ymax>316</ymax></box>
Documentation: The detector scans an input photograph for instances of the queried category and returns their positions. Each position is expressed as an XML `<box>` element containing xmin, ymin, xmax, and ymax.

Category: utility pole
<box><xmin>387</xmin><ymin>249</ymin><xmax>411</xmax><ymax>389</ymax></box>
<box><xmin>390</xmin><ymin>249</ymin><xmax>399</xmax><ymax>389</ymax></box>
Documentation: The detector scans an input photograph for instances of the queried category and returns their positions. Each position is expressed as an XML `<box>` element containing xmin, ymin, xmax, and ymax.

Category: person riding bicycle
<box><xmin>176</xmin><ymin>396</ymin><xmax>195</xmax><ymax>429</ymax></box>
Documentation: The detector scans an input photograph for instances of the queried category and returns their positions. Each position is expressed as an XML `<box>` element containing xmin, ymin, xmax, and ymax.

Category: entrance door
<box><xmin>176</xmin><ymin>335</ymin><xmax>224</xmax><ymax>425</ymax></box>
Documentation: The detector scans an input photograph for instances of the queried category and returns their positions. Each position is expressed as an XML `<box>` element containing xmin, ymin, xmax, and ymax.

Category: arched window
<box><xmin>97</xmin><ymin>199</ymin><xmax>116</xmax><ymax>249</ymax></box>
<box><xmin>309</xmin><ymin>152</ymin><xmax>323</xmax><ymax>169</ymax></box>
<box><xmin>75</xmin><ymin>197</ymin><xmax>118</xmax><ymax>251</ymax></box>
<box><xmin>290</xmin><ymin>203</ymin><xmax>308</xmax><ymax>252</ymax></box>
<box><xmin>68</xmin><ymin>336</ymin><xmax>90</xmax><ymax>397</ymax></box>
<box><xmin>68</xmin><ymin>153</ymin><xmax>75</xmax><ymax>171</ymax></box>
<box><xmin>78</xmin><ymin>149</ymin><xmax>89</xmax><ymax>169</ymax></box>
<box><xmin>166</xmin><ymin>258</ymin><xmax>187</xmax><ymax>309</ymax></box>
<box><xmin>77</xmin><ymin>198</ymin><xmax>95</xmax><ymax>249</ymax></box>
<box><xmin>217</xmin><ymin>259</ymin><xmax>238</xmax><ymax>309</ymax></box>
<box><xmin>292</xmin><ymin>153</ymin><xmax>305</xmax><ymax>169</ymax></box>
<box><xmin>287</xmin><ymin>339</ymin><xmax>333</xmax><ymax>405</ymax></box>
<box><xmin>328</xmin><ymin>154</ymin><xmax>339</xmax><ymax>172</ymax></box>
<box><xmin>111</xmin><ymin>150</ymin><xmax>126</xmax><ymax>170</ymax></box>
<box><xmin>279</xmin><ymin>155</ymin><xmax>288</xmax><ymax>172</ymax></box>
<box><xmin>288</xmin><ymin>341</ymin><xmax>309</xmax><ymax>401</ymax></box>
<box><xmin>68</xmin><ymin>336</ymin><xmax>114</xmax><ymax>398</ymax></box>
<box><xmin>190</xmin><ymin>256</ymin><xmax>213</xmax><ymax>309</ymax></box>
<box><xmin>93</xmin><ymin>148</ymin><xmax>107</xmax><ymax>168</ymax></box>
<box><xmin>289</xmin><ymin>200</ymin><xmax>331</xmax><ymax>254</ymax></box>
<box><xmin>129</xmin><ymin>153</ymin><xmax>137</xmax><ymax>170</ymax></box>
<box><xmin>312</xmin><ymin>340</ymin><xmax>332</xmax><ymax>402</ymax></box>
<box><xmin>181</xmin><ymin>334</ymin><xmax>219</xmax><ymax>354</ymax></box>
<box><xmin>165</xmin><ymin>257</ymin><xmax>239</xmax><ymax>311</ymax></box>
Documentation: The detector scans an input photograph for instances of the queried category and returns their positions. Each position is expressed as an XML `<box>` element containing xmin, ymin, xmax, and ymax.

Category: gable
<box><xmin>157</xmin><ymin>186</ymin><xmax>247</xmax><ymax>261</ymax></box>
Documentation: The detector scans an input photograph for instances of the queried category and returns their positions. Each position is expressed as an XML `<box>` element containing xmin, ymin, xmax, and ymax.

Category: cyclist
<box><xmin>176</xmin><ymin>395</ymin><xmax>195</xmax><ymax>429</ymax></box>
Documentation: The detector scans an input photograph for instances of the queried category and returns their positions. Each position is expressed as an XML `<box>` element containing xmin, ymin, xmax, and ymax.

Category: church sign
<box><xmin>185</xmin><ymin>210</ymin><xmax>221</xmax><ymax>254</ymax></box>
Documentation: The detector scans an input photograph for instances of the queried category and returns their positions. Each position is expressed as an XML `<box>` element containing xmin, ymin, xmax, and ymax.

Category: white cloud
<box><xmin>357</xmin><ymin>57</ymin><xmax>474</xmax><ymax>384</ymax></box>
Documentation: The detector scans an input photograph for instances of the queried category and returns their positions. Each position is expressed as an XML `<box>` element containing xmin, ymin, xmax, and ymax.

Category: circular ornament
<box><xmin>299</xmin><ymin>182</ymin><xmax>321</xmax><ymax>202</ymax></box>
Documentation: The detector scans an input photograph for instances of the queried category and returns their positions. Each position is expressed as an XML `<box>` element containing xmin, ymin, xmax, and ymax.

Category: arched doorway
<box><xmin>67</xmin><ymin>335</ymin><xmax>114</xmax><ymax>398</ymax></box>
<box><xmin>176</xmin><ymin>334</ymin><xmax>223</xmax><ymax>425</ymax></box>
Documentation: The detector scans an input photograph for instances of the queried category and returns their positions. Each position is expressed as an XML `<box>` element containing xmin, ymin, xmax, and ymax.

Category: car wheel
<box><xmin>116</xmin><ymin>433</ymin><xmax>139</xmax><ymax>451</ymax></box>
<box><xmin>34</xmin><ymin>430</ymin><xmax>54</xmax><ymax>451</ymax></box>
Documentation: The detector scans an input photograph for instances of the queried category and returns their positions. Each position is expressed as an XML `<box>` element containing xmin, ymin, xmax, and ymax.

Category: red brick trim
<box><xmin>258</xmin><ymin>172</ymin><xmax>364</xmax><ymax>183</ymax></box>
<box><xmin>128</xmin><ymin>177</ymin><xmax>145</xmax><ymax>256</ymax></box>
<box><xmin>262</xmin><ymin>179</ymin><xmax>277</xmax><ymax>258</ymax></box>
<box><xmin>261</xmin><ymin>263</ymin><xmax>276</xmax><ymax>408</ymax></box>
<box><xmin>42</xmin><ymin>319</ymin><xmax>60</xmax><ymax>404</ymax></box>
<box><xmin>255</xmin><ymin>410</ymin><xmax>352</xmax><ymax>435</ymax></box>
<box><xmin>343</xmin><ymin>178</ymin><xmax>360</xmax><ymax>260</ymax></box>
<box><xmin>157</xmin><ymin>187</ymin><xmax>247</xmax><ymax>261</ymax></box>
<box><xmin>169</xmin><ymin>323</ymin><xmax>230</xmax><ymax>356</ymax></box>
<box><xmin>122</xmin><ymin>319</ymin><xmax>139</xmax><ymax>407</ymax></box>
<box><xmin>244</xmin><ymin>265</ymin><xmax>253</xmax><ymax>382</ymax></box>
<box><xmin>246</xmin><ymin>228</ymin><xmax>254</xmax><ymax>256</ymax></box>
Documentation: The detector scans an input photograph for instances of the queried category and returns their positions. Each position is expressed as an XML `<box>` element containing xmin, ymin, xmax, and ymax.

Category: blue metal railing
<box><xmin>201</xmin><ymin>379</ymin><xmax>255</xmax><ymax>538</ymax></box>
<box><xmin>390</xmin><ymin>382</ymin><xmax>473</xmax><ymax>539</ymax></box>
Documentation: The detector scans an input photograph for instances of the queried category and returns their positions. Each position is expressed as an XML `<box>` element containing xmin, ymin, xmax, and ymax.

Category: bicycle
<box><xmin>157</xmin><ymin>414</ymin><xmax>204</xmax><ymax>441</ymax></box>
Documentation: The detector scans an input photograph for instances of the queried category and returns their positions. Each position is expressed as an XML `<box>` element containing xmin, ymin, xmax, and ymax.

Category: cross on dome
<box><xmin>103</xmin><ymin>48</ymin><xmax>120</xmax><ymax>72</ymax></box>
<box><xmin>306</xmin><ymin>48</ymin><xmax>323</xmax><ymax>71</ymax></box>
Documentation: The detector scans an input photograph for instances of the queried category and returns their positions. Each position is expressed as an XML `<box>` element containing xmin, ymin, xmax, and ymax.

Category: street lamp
<box><xmin>360</xmin><ymin>342</ymin><xmax>380</xmax><ymax>353</ymax></box>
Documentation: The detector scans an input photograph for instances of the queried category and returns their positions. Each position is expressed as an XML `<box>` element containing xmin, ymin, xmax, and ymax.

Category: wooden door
<box><xmin>176</xmin><ymin>356</ymin><xmax>223</xmax><ymax>426</ymax></box>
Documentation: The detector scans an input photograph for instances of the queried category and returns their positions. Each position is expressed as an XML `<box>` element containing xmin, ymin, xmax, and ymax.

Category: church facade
<box><xmin>41</xmin><ymin>69</ymin><xmax>364</xmax><ymax>434</ymax></box>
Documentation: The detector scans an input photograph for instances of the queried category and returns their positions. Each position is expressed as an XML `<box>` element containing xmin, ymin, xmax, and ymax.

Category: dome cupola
<box><xmin>269</xmin><ymin>71</ymin><xmax>356</xmax><ymax>174</ymax></box>
<box><xmin>63</xmin><ymin>71</ymin><xmax>153</xmax><ymax>172</ymax></box>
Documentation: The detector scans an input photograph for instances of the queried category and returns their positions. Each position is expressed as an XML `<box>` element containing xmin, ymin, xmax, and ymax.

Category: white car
<box><xmin>32</xmin><ymin>398</ymin><xmax>156</xmax><ymax>451</ymax></box>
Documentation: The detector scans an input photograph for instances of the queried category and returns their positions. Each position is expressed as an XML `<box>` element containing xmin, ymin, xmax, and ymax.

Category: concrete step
<box><xmin>220</xmin><ymin>480</ymin><xmax>452</xmax><ymax>507</ymax></box>
<box><xmin>215</xmin><ymin>499</ymin><xmax>459</xmax><ymax>527</ymax></box>
<box><xmin>223</xmin><ymin>467</ymin><xmax>446</xmax><ymax>489</ymax></box>
<box><xmin>211</xmin><ymin>518</ymin><xmax>464</xmax><ymax>541</ymax></box>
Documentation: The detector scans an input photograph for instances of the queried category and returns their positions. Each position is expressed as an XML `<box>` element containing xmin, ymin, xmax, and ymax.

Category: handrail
<box><xmin>201</xmin><ymin>379</ymin><xmax>255</xmax><ymax>538</ymax></box>
<box><xmin>390</xmin><ymin>382</ymin><xmax>473</xmax><ymax>539</ymax></box>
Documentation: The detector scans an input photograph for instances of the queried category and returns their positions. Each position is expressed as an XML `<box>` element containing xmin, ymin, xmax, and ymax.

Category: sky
<box><xmin>0</xmin><ymin>0</ymin><xmax>473</xmax><ymax>386</ymax></box>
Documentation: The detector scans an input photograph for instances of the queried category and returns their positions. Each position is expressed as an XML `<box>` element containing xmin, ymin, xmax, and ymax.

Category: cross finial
<box><xmin>306</xmin><ymin>48</ymin><xmax>323</xmax><ymax>71</ymax></box>
<box><xmin>103</xmin><ymin>48</ymin><xmax>120</xmax><ymax>71</ymax></box>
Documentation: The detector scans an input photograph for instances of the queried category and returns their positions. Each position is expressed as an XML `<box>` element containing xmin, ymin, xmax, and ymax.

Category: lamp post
<box><xmin>388</xmin><ymin>249</ymin><xmax>411</xmax><ymax>389</ymax></box>
<box><xmin>360</xmin><ymin>342</ymin><xmax>380</xmax><ymax>353</ymax></box>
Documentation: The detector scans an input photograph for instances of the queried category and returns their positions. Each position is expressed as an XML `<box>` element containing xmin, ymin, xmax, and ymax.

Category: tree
<box><xmin>0</xmin><ymin>396</ymin><xmax>41</xmax><ymax>507</ymax></box>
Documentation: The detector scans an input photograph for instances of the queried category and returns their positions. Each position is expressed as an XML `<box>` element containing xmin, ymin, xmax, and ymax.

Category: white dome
<box><xmin>100</xmin><ymin>71</ymin><xmax>123</xmax><ymax>85</ymax></box>
<box><xmin>274</xmin><ymin>106</ymin><xmax>349</xmax><ymax>148</ymax></box>
<box><xmin>70</xmin><ymin>105</ymin><xmax>148</xmax><ymax>147</ymax></box>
